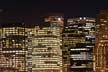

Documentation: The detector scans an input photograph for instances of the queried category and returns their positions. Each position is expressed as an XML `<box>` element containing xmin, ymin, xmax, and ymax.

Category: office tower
<box><xmin>0</xmin><ymin>23</ymin><xmax>28</xmax><ymax>72</ymax></box>
<box><xmin>63</xmin><ymin>17</ymin><xmax>95</xmax><ymax>72</ymax></box>
<box><xmin>95</xmin><ymin>10</ymin><xmax>108</xmax><ymax>72</ymax></box>
<box><xmin>0</xmin><ymin>27</ymin><xmax>17</xmax><ymax>72</ymax></box>
<box><xmin>32</xmin><ymin>24</ymin><xmax>62</xmax><ymax>72</ymax></box>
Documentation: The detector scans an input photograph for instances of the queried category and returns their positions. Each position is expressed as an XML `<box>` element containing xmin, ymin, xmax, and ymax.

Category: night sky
<box><xmin>0</xmin><ymin>0</ymin><xmax>108</xmax><ymax>24</ymax></box>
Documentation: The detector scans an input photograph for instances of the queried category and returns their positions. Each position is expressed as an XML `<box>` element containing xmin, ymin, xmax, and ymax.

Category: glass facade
<box><xmin>63</xmin><ymin>17</ymin><xmax>95</xmax><ymax>72</ymax></box>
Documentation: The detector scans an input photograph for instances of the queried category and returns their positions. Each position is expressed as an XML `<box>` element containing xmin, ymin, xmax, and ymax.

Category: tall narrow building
<box><xmin>63</xmin><ymin>17</ymin><xmax>95</xmax><ymax>72</ymax></box>
<box><xmin>95</xmin><ymin>10</ymin><xmax>108</xmax><ymax>72</ymax></box>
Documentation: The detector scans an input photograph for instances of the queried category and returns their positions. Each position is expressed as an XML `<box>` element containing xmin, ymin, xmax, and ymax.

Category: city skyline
<box><xmin>0</xmin><ymin>0</ymin><xmax>108</xmax><ymax>72</ymax></box>
<box><xmin>0</xmin><ymin>10</ymin><xmax>108</xmax><ymax>72</ymax></box>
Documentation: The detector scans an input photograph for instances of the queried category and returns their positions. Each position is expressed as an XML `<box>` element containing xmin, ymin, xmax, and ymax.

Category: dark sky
<box><xmin>0</xmin><ymin>0</ymin><xmax>108</xmax><ymax>24</ymax></box>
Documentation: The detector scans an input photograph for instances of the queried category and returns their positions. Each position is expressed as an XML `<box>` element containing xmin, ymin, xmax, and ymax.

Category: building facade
<box><xmin>32</xmin><ymin>25</ymin><xmax>62</xmax><ymax>72</ymax></box>
<box><xmin>0</xmin><ymin>23</ymin><xmax>28</xmax><ymax>72</ymax></box>
<box><xmin>95</xmin><ymin>10</ymin><xmax>108</xmax><ymax>72</ymax></box>
<box><xmin>63</xmin><ymin>17</ymin><xmax>95</xmax><ymax>72</ymax></box>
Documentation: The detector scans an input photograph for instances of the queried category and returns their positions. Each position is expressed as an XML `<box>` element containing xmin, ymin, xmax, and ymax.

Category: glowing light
<box><xmin>84</xmin><ymin>17</ymin><xmax>86</xmax><ymax>20</ymax></box>
<box><xmin>80</xmin><ymin>17</ymin><xmax>82</xmax><ymax>20</ymax></box>
<box><xmin>58</xmin><ymin>18</ymin><xmax>61</xmax><ymax>21</ymax></box>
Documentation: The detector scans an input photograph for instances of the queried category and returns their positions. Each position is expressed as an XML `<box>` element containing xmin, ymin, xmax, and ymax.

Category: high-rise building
<box><xmin>95</xmin><ymin>10</ymin><xmax>108</xmax><ymax>72</ymax></box>
<box><xmin>63</xmin><ymin>17</ymin><xmax>95</xmax><ymax>72</ymax></box>
<box><xmin>0</xmin><ymin>23</ymin><xmax>28</xmax><ymax>72</ymax></box>
<box><xmin>0</xmin><ymin>27</ymin><xmax>18</xmax><ymax>72</ymax></box>
<box><xmin>32</xmin><ymin>24</ymin><xmax>62</xmax><ymax>72</ymax></box>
